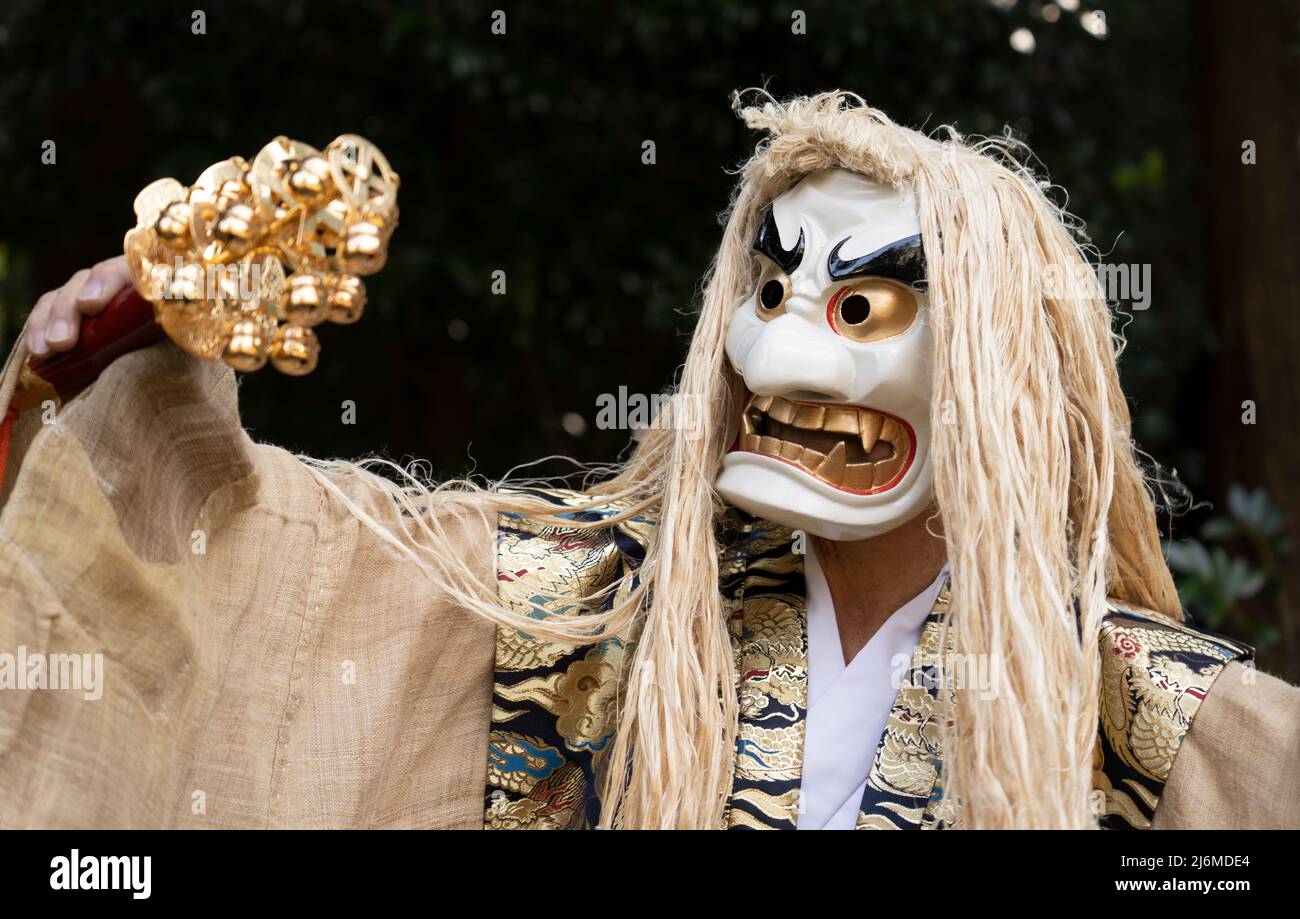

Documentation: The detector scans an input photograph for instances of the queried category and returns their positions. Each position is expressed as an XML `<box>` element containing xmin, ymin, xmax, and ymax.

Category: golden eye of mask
<box><xmin>828</xmin><ymin>277</ymin><xmax>918</xmax><ymax>342</ymax></box>
<box><xmin>755</xmin><ymin>263</ymin><xmax>791</xmax><ymax>320</ymax></box>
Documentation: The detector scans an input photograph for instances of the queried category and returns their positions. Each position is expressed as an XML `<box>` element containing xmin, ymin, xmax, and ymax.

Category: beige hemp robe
<box><xmin>0</xmin><ymin>340</ymin><xmax>1296</xmax><ymax>829</ymax></box>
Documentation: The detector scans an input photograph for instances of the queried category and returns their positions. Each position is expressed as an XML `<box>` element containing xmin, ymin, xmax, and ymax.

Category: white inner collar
<box><xmin>797</xmin><ymin>539</ymin><xmax>949</xmax><ymax>830</ymax></box>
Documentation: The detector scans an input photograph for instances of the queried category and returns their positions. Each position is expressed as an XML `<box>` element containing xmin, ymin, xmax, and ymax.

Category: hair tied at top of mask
<box><xmin>730</xmin><ymin>89</ymin><xmax>925</xmax><ymax>188</ymax></box>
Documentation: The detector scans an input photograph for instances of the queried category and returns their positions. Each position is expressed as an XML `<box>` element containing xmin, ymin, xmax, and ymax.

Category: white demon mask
<box><xmin>715</xmin><ymin>168</ymin><xmax>934</xmax><ymax>541</ymax></box>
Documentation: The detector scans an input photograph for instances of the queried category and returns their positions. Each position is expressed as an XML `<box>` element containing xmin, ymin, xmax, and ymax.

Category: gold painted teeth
<box><xmin>748</xmin><ymin>395</ymin><xmax>891</xmax><ymax>453</ymax></box>
<box><xmin>794</xmin><ymin>404</ymin><xmax>824</xmax><ymax>429</ymax></box>
<box><xmin>738</xmin><ymin>432</ymin><xmax>907</xmax><ymax>490</ymax></box>
<box><xmin>766</xmin><ymin>398</ymin><xmax>795</xmax><ymax>424</ymax></box>
<box><xmin>740</xmin><ymin>394</ymin><xmax>912</xmax><ymax>491</ymax></box>
<box><xmin>819</xmin><ymin>441</ymin><xmax>846</xmax><ymax>480</ymax></box>
<box><xmin>859</xmin><ymin>412</ymin><xmax>883</xmax><ymax>455</ymax></box>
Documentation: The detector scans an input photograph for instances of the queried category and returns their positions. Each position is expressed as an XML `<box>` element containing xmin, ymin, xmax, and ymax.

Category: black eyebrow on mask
<box><xmin>827</xmin><ymin>234</ymin><xmax>927</xmax><ymax>287</ymax></box>
<box><xmin>753</xmin><ymin>206</ymin><xmax>805</xmax><ymax>274</ymax></box>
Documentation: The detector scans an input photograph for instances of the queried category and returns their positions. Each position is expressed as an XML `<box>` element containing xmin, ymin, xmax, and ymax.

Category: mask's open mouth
<box><xmin>735</xmin><ymin>394</ymin><xmax>916</xmax><ymax>494</ymax></box>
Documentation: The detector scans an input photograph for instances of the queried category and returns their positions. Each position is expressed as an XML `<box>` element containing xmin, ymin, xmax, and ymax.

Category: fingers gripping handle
<box><xmin>27</xmin><ymin>288</ymin><xmax>166</xmax><ymax>397</ymax></box>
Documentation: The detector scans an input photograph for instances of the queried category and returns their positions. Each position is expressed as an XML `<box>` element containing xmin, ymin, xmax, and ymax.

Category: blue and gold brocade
<box><xmin>484</xmin><ymin>490</ymin><xmax>1251</xmax><ymax>830</ymax></box>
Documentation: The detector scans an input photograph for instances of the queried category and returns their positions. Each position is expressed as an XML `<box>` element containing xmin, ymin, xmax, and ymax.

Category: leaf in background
<box><xmin>1166</xmin><ymin>539</ymin><xmax>1214</xmax><ymax>580</ymax></box>
<box><xmin>1199</xmin><ymin>517</ymin><xmax>1238</xmax><ymax>541</ymax></box>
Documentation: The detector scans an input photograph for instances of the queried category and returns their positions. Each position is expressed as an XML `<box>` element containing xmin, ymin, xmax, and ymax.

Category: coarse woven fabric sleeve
<box><xmin>0</xmin><ymin>341</ymin><xmax>496</xmax><ymax>828</ymax></box>
<box><xmin>1152</xmin><ymin>660</ymin><xmax>1300</xmax><ymax>829</ymax></box>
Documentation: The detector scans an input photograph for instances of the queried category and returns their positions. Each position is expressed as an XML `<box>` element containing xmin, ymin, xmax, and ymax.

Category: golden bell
<box><xmin>312</xmin><ymin>197</ymin><xmax>350</xmax><ymax>249</ymax></box>
<box><xmin>223</xmin><ymin>317</ymin><xmax>270</xmax><ymax>372</ymax></box>
<box><xmin>214</xmin><ymin>202</ymin><xmax>261</xmax><ymax>258</ymax></box>
<box><xmin>279</xmin><ymin>273</ymin><xmax>330</xmax><ymax>326</ymax></box>
<box><xmin>285</xmin><ymin>156</ymin><xmax>334</xmax><ymax>205</ymax></box>
<box><xmin>164</xmin><ymin>262</ymin><xmax>207</xmax><ymax>305</ymax></box>
<box><xmin>216</xmin><ymin>267</ymin><xmax>247</xmax><ymax>304</ymax></box>
<box><xmin>325</xmin><ymin>273</ymin><xmax>366</xmax><ymax>324</ymax></box>
<box><xmin>155</xmin><ymin>201</ymin><xmax>194</xmax><ymax>249</ymax></box>
<box><xmin>216</xmin><ymin>177</ymin><xmax>252</xmax><ymax>212</ymax></box>
<box><xmin>142</xmin><ymin>260</ymin><xmax>174</xmax><ymax>301</ymax></box>
<box><xmin>336</xmin><ymin>219</ymin><xmax>386</xmax><ymax>275</ymax></box>
<box><xmin>270</xmin><ymin>323</ymin><xmax>320</xmax><ymax>376</ymax></box>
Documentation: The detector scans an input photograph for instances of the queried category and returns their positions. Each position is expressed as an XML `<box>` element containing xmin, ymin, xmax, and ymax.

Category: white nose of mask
<box><xmin>740</xmin><ymin>313</ymin><xmax>856</xmax><ymax>401</ymax></box>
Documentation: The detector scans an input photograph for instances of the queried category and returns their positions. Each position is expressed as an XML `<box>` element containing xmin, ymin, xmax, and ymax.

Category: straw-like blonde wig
<box><xmin>302</xmin><ymin>90</ymin><xmax>1180</xmax><ymax>829</ymax></box>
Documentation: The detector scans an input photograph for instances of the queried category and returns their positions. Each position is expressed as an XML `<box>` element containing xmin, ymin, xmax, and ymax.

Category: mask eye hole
<box><xmin>840</xmin><ymin>293</ymin><xmax>870</xmax><ymax>324</ymax></box>
<box><xmin>829</xmin><ymin>278</ymin><xmax>918</xmax><ymax>342</ymax></box>
<box><xmin>759</xmin><ymin>279</ymin><xmax>786</xmax><ymax>310</ymax></box>
<box><xmin>754</xmin><ymin>262</ymin><xmax>791</xmax><ymax>321</ymax></box>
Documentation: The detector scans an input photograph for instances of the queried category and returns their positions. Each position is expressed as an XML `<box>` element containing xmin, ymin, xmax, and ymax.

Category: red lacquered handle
<box><xmin>28</xmin><ymin>287</ymin><xmax>167</xmax><ymax>395</ymax></box>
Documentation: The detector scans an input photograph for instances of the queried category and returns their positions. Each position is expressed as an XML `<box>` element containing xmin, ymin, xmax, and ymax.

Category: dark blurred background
<box><xmin>1</xmin><ymin>0</ymin><xmax>1297</xmax><ymax>679</ymax></box>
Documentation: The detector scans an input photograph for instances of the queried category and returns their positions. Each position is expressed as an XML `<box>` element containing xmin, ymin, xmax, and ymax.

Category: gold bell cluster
<box><xmin>124</xmin><ymin>134</ymin><xmax>399</xmax><ymax>375</ymax></box>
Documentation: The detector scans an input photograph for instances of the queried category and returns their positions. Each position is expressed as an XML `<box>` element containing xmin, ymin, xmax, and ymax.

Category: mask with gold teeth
<box><xmin>716</xmin><ymin>168</ymin><xmax>933</xmax><ymax>541</ymax></box>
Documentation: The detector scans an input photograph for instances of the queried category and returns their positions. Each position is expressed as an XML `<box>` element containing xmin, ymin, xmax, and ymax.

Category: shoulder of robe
<box><xmin>493</xmin><ymin>485</ymin><xmax>657</xmax><ymax>632</ymax></box>
<box><xmin>495</xmin><ymin>484</ymin><xmax>658</xmax><ymax>550</ymax></box>
<box><xmin>1151</xmin><ymin>660</ymin><xmax>1300</xmax><ymax>829</ymax></box>
<box><xmin>1092</xmin><ymin>597</ymin><xmax>1252</xmax><ymax>828</ymax></box>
